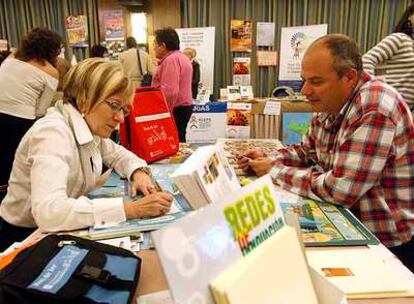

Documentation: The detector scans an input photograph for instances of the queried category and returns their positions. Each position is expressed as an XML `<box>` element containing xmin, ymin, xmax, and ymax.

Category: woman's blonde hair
<box><xmin>183</xmin><ymin>47</ymin><xmax>196</xmax><ymax>60</ymax></box>
<box><xmin>62</xmin><ymin>58</ymin><xmax>134</xmax><ymax>113</ymax></box>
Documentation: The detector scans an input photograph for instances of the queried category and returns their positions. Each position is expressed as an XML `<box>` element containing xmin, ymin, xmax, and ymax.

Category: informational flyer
<box><xmin>66</xmin><ymin>15</ymin><xmax>88</xmax><ymax>47</ymax></box>
<box><xmin>278</xmin><ymin>24</ymin><xmax>327</xmax><ymax>90</ymax></box>
<box><xmin>176</xmin><ymin>27</ymin><xmax>215</xmax><ymax>92</ymax></box>
<box><xmin>230</xmin><ymin>19</ymin><xmax>252</xmax><ymax>52</ymax></box>
<box><xmin>102</xmin><ymin>10</ymin><xmax>125</xmax><ymax>41</ymax></box>
<box><xmin>226</xmin><ymin>102</ymin><xmax>252</xmax><ymax>138</ymax></box>
<box><xmin>233</xmin><ymin>57</ymin><xmax>250</xmax><ymax>85</ymax></box>
<box><xmin>256</xmin><ymin>22</ymin><xmax>275</xmax><ymax>46</ymax></box>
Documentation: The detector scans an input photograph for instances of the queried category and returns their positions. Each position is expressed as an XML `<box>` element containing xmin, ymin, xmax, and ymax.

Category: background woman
<box><xmin>183</xmin><ymin>47</ymin><xmax>201</xmax><ymax>100</ymax></box>
<box><xmin>0</xmin><ymin>28</ymin><xmax>62</xmax><ymax>201</ymax></box>
<box><xmin>0</xmin><ymin>58</ymin><xmax>172</xmax><ymax>251</ymax></box>
<box><xmin>363</xmin><ymin>4</ymin><xmax>414</xmax><ymax>110</ymax></box>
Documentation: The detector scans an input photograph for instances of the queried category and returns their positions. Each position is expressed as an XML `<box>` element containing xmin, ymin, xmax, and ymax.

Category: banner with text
<box><xmin>176</xmin><ymin>27</ymin><xmax>215</xmax><ymax>92</ymax></box>
<box><xmin>278</xmin><ymin>24</ymin><xmax>327</xmax><ymax>91</ymax></box>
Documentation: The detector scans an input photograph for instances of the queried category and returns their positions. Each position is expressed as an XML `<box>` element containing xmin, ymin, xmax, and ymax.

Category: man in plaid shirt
<box><xmin>238</xmin><ymin>34</ymin><xmax>414</xmax><ymax>272</ymax></box>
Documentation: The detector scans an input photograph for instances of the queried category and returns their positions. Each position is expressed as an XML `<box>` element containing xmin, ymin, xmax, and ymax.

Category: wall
<box><xmin>145</xmin><ymin>0</ymin><xmax>181</xmax><ymax>35</ymax></box>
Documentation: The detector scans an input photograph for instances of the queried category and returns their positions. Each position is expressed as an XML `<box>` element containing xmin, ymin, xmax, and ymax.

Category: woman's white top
<box><xmin>0</xmin><ymin>58</ymin><xmax>58</xmax><ymax>119</ymax></box>
<box><xmin>0</xmin><ymin>101</ymin><xmax>147</xmax><ymax>232</ymax></box>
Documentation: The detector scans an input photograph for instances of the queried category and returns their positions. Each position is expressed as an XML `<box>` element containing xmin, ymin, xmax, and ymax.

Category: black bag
<box><xmin>0</xmin><ymin>234</ymin><xmax>141</xmax><ymax>304</ymax></box>
<box><xmin>137</xmin><ymin>49</ymin><xmax>152</xmax><ymax>87</ymax></box>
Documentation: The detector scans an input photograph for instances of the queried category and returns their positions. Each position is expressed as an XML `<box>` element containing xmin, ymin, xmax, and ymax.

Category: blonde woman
<box><xmin>0</xmin><ymin>58</ymin><xmax>172</xmax><ymax>250</ymax></box>
<box><xmin>183</xmin><ymin>47</ymin><xmax>200</xmax><ymax>99</ymax></box>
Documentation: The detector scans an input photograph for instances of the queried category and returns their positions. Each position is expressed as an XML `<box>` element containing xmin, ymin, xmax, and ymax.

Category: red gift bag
<box><xmin>120</xmin><ymin>87</ymin><xmax>179</xmax><ymax>163</ymax></box>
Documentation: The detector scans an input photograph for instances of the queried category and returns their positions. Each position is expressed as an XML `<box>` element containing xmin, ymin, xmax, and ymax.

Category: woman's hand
<box><xmin>130</xmin><ymin>169</ymin><xmax>157</xmax><ymax>196</ymax></box>
<box><xmin>124</xmin><ymin>192</ymin><xmax>173</xmax><ymax>219</ymax></box>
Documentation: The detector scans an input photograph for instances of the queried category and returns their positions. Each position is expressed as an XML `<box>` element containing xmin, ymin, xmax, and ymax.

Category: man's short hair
<box><xmin>154</xmin><ymin>27</ymin><xmax>180</xmax><ymax>51</ymax></box>
<box><xmin>126</xmin><ymin>36</ymin><xmax>138</xmax><ymax>49</ymax></box>
<box><xmin>311</xmin><ymin>34</ymin><xmax>363</xmax><ymax>77</ymax></box>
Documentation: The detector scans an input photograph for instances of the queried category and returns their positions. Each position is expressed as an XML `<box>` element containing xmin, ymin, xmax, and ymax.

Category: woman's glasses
<box><xmin>104</xmin><ymin>99</ymin><xmax>131</xmax><ymax>116</ymax></box>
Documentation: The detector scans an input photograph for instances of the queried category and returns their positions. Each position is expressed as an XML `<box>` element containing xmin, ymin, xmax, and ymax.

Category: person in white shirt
<box><xmin>0</xmin><ymin>58</ymin><xmax>173</xmax><ymax>251</ymax></box>
<box><xmin>118</xmin><ymin>36</ymin><xmax>153</xmax><ymax>87</ymax></box>
<box><xmin>0</xmin><ymin>28</ymin><xmax>61</xmax><ymax>201</ymax></box>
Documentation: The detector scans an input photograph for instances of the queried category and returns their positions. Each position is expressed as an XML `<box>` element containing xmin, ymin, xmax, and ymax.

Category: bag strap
<box><xmin>136</xmin><ymin>49</ymin><xmax>144</xmax><ymax>76</ymax></box>
<box><xmin>76</xmin><ymin>264</ymin><xmax>133</xmax><ymax>290</ymax></box>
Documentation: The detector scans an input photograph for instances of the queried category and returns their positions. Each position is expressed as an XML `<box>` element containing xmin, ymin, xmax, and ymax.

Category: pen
<box><xmin>124</xmin><ymin>179</ymin><xmax>129</xmax><ymax>196</ymax></box>
<box><xmin>152</xmin><ymin>178</ymin><xmax>163</xmax><ymax>192</ymax></box>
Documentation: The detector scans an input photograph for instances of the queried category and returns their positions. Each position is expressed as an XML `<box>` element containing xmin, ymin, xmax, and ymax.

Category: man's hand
<box><xmin>124</xmin><ymin>192</ymin><xmax>173</xmax><ymax>219</ymax></box>
<box><xmin>248</xmin><ymin>158</ymin><xmax>274</xmax><ymax>176</ymax></box>
<box><xmin>236</xmin><ymin>148</ymin><xmax>266</xmax><ymax>172</ymax></box>
<box><xmin>130</xmin><ymin>170</ymin><xmax>157</xmax><ymax>196</ymax></box>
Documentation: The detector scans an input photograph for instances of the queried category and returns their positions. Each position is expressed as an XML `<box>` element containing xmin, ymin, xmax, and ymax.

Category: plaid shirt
<box><xmin>270</xmin><ymin>72</ymin><xmax>414</xmax><ymax>247</ymax></box>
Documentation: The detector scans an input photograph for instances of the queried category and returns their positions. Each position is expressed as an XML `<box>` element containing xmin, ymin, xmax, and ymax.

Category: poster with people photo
<box><xmin>102</xmin><ymin>10</ymin><xmax>125</xmax><ymax>41</ymax></box>
<box><xmin>230</xmin><ymin>20</ymin><xmax>252</xmax><ymax>52</ymax></box>
<box><xmin>66</xmin><ymin>15</ymin><xmax>88</xmax><ymax>47</ymax></box>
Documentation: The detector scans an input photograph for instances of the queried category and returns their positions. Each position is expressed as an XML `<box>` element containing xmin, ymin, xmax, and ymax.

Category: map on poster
<box><xmin>282</xmin><ymin>112</ymin><xmax>313</xmax><ymax>145</ymax></box>
<box><xmin>279</xmin><ymin>198</ymin><xmax>379</xmax><ymax>247</ymax></box>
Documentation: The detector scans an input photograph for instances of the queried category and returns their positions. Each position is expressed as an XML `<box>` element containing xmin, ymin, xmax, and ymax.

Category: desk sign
<box><xmin>186</xmin><ymin>103</ymin><xmax>227</xmax><ymax>144</ymax></box>
<box><xmin>263</xmin><ymin>101</ymin><xmax>281</xmax><ymax>115</ymax></box>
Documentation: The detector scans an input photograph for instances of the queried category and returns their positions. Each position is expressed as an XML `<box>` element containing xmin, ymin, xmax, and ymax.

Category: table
<box><xmin>136</xmin><ymin>248</ymin><xmax>414</xmax><ymax>304</ymax></box>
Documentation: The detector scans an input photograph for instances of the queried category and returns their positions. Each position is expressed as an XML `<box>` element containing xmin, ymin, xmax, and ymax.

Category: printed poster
<box><xmin>233</xmin><ymin>57</ymin><xmax>250</xmax><ymax>85</ymax></box>
<box><xmin>278</xmin><ymin>24</ymin><xmax>327</xmax><ymax>91</ymax></box>
<box><xmin>230</xmin><ymin>20</ymin><xmax>252</xmax><ymax>52</ymax></box>
<box><xmin>66</xmin><ymin>15</ymin><xmax>88</xmax><ymax>47</ymax></box>
<box><xmin>102</xmin><ymin>10</ymin><xmax>125</xmax><ymax>41</ymax></box>
<box><xmin>186</xmin><ymin>103</ymin><xmax>227</xmax><ymax>144</ymax></box>
<box><xmin>176</xmin><ymin>27</ymin><xmax>215</xmax><ymax>92</ymax></box>
<box><xmin>226</xmin><ymin>102</ymin><xmax>251</xmax><ymax>138</ymax></box>
<box><xmin>256</xmin><ymin>22</ymin><xmax>275</xmax><ymax>47</ymax></box>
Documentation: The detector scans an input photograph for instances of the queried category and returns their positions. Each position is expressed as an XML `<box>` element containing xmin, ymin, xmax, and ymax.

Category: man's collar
<box><xmin>159</xmin><ymin>50</ymin><xmax>178</xmax><ymax>63</ymax></box>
